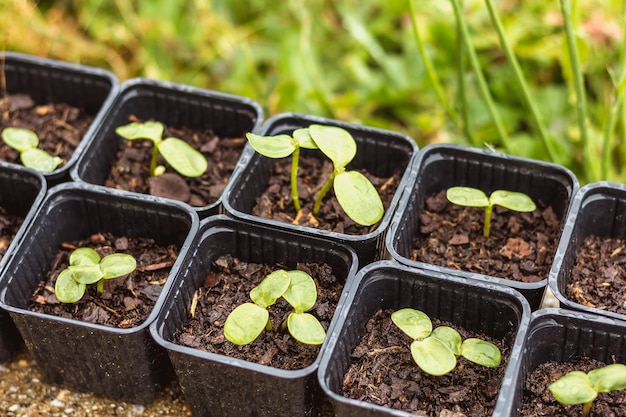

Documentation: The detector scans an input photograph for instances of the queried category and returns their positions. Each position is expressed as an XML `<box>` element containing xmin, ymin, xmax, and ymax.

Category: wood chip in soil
<box><xmin>252</xmin><ymin>155</ymin><xmax>401</xmax><ymax>235</ymax></box>
<box><xmin>28</xmin><ymin>232</ymin><xmax>178</xmax><ymax>328</ymax></box>
<box><xmin>174</xmin><ymin>254</ymin><xmax>342</xmax><ymax>370</ymax></box>
<box><xmin>520</xmin><ymin>357</ymin><xmax>626</xmax><ymax>416</ymax></box>
<box><xmin>105</xmin><ymin>116</ymin><xmax>246</xmax><ymax>207</ymax></box>
<box><xmin>566</xmin><ymin>235</ymin><xmax>626</xmax><ymax>314</ymax></box>
<box><xmin>412</xmin><ymin>190</ymin><xmax>561</xmax><ymax>283</ymax></box>
<box><xmin>0</xmin><ymin>94</ymin><xmax>94</xmax><ymax>167</ymax></box>
<box><xmin>341</xmin><ymin>309</ymin><xmax>509</xmax><ymax>417</ymax></box>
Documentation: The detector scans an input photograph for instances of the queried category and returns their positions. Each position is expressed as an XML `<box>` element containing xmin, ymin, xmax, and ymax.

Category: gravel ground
<box><xmin>0</xmin><ymin>349</ymin><xmax>191</xmax><ymax>417</ymax></box>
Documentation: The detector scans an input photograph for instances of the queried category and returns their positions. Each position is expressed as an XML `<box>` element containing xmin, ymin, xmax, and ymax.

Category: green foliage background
<box><xmin>2</xmin><ymin>0</ymin><xmax>624</xmax><ymax>184</ymax></box>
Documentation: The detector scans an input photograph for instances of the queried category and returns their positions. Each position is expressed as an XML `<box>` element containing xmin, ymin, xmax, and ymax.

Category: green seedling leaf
<box><xmin>287</xmin><ymin>312</ymin><xmax>326</xmax><ymax>345</ymax></box>
<box><xmin>309</xmin><ymin>124</ymin><xmax>356</xmax><ymax>169</ymax></box>
<box><xmin>391</xmin><ymin>308</ymin><xmax>432</xmax><ymax>340</ymax></box>
<box><xmin>69</xmin><ymin>247</ymin><xmax>101</xmax><ymax>266</ymax></box>
<box><xmin>588</xmin><ymin>364</ymin><xmax>626</xmax><ymax>393</ymax></box>
<box><xmin>250</xmin><ymin>269</ymin><xmax>291</xmax><ymax>308</ymax></box>
<box><xmin>246</xmin><ymin>132</ymin><xmax>296</xmax><ymax>158</ymax></box>
<box><xmin>224</xmin><ymin>303</ymin><xmax>269</xmax><ymax>345</ymax></box>
<box><xmin>20</xmin><ymin>148</ymin><xmax>63</xmax><ymax>172</ymax></box>
<box><xmin>282</xmin><ymin>270</ymin><xmax>317</xmax><ymax>313</ymax></box>
<box><xmin>100</xmin><ymin>253</ymin><xmax>137</xmax><ymax>279</ymax></box>
<box><xmin>158</xmin><ymin>137</ymin><xmax>208</xmax><ymax>177</ymax></box>
<box><xmin>2</xmin><ymin>127</ymin><xmax>39</xmax><ymax>152</ymax></box>
<box><xmin>432</xmin><ymin>326</ymin><xmax>462</xmax><ymax>356</ymax></box>
<box><xmin>446</xmin><ymin>187</ymin><xmax>489</xmax><ymax>208</ymax></box>
<box><xmin>334</xmin><ymin>171</ymin><xmax>383</xmax><ymax>226</ymax></box>
<box><xmin>460</xmin><ymin>338</ymin><xmax>501</xmax><ymax>368</ymax></box>
<box><xmin>490</xmin><ymin>190</ymin><xmax>536</xmax><ymax>212</ymax></box>
<box><xmin>69</xmin><ymin>264</ymin><xmax>104</xmax><ymax>285</ymax></box>
<box><xmin>54</xmin><ymin>269</ymin><xmax>86</xmax><ymax>303</ymax></box>
<box><xmin>293</xmin><ymin>128</ymin><xmax>319</xmax><ymax>149</ymax></box>
<box><xmin>410</xmin><ymin>337</ymin><xmax>457</xmax><ymax>376</ymax></box>
<box><xmin>549</xmin><ymin>371</ymin><xmax>597</xmax><ymax>405</ymax></box>
<box><xmin>115</xmin><ymin>121</ymin><xmax>164</xmax><ymax>142</ymax></box>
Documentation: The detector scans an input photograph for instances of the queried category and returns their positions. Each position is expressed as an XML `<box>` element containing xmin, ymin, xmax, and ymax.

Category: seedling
<box><xmin>54</xmin><ymin>247</ymin><xmax>137</xmax><ymax>304</ymax></box>
<box><xmin>446</xmin><ymin>186</ymin><xmax>536</xmax><ymax>237</ymax></box>
<box><xmin>246</xmin><ymin>124</ymin><xmax>384</xmax><ymax>226</ymax></box>
<box><xmin>1</xmin><ymin>127</ymin><xmax>63</xmax><ymax>172</ymax></box>
<box><xmin>548</xmin><ymin>364</ymin><xmax>626</xmax><ymax>416</ymax></box>
<box><xmin>115</xmin><ymin>120</ymin><xmax>208</xmax><ymax>177</ymax></box>
<box><xmin>223</xmin><ymin>269</ymin><xmax>326</xmax><ymax>346</ymax></box>
<box><xmin>391</xmin><ymin>308</ymin><xmax>501</xmax><ymax>376</ymax></box>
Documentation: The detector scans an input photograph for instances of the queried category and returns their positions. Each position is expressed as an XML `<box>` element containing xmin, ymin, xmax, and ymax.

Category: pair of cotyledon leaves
<box><xmin>1</xmin><ymin>127</ymin><xmax>63</xmax><ymax>172</ymax></box>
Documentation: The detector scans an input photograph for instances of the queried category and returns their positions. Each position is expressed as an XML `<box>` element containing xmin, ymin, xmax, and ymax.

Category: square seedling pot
<box><xmin>386</xmin><ymin>143</ymin><xmax>579</xmax><ymax>310</ymax></box>
<box><xmin>0</xmin><ymin>163</ymin><xmax>46</xmax><ymax>362</ymax></box>
<box><xmin>549</xmin><ymin>182</ymin><xmax>626</xmax><ymax>320</ymax></box>
<box><xmin>318</xmin><ymin>261</ymin><xmax>530</xmax><ymax>417</ymax></box>
<box><xmin>71</xmin><ymin>77</ymin><xmax>264</xmax><ymax>218</ymax></box>
<box><xmin>1</xmin><ymin>51</ymin><xmax>119</xmax><ymax>185</ymax></box>
<box><xmin>222</xmin><ymin>112</ymin><xmax>418</xmax><ymax>266</ymax></box>
<box><xmin>0</xmin><ymin>182</ymin><xmax>198</xmax><ymax>404</ymax></box>
<box><xmin>497</xmin><ymin>308</ymin><xmax>626</xmax><ymax>416</ymax></box>
<box><xmin>150</xmin><ymin>215</ymin><xmax>359</xmax><ymax>417</ymax></box>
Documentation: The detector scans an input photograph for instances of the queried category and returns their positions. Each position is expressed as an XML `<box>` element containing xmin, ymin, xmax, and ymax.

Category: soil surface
<box><xmin>567</xmin><ymin>235</ymin><xmax>626</xmax><ymax>314</ymax></box>
<box><xmin>520</xmin><ymin>357</ymin><xmax>626</xmax><ymax>416</ymax></box>
<box><xmin>0</xmin><ymin>206</ymin><xmax>24</xmax><ymax>262</ymax></box>
<box><xmin>0</xmin><ymin>94</ymin><xmax>94</xmax><ymax>167</ymax></box>
<box><xmin>106</xmin><ymin>116</ymin><xmax>246</xmax><ymax>207</ymax></box>
<box><xmin>252</xmin><ymin>156</ymin><xmax>401</xmax><ymax>235</ymax></box>
<box><xmin>341</xmin><ymin>309</ymin><xmax>509</xmax><ymax>416</ymax></box>
<box><xmin>412</xmin><ymin>190</ymin><xmax>561</xmax><ymax>283</ymax></box>
<box><xmin>28</xmin><ymin>232</ymin><xmax>178</xmax><ymax>328</ymax></box>
<box><xmin>174</xmin><ymin>254</ymin><xmax>342</xmax><ymax>370</ymax></box>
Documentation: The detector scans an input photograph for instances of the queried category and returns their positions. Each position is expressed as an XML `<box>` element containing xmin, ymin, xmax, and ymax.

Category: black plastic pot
<box><xmin>1</xmin><ymin>51</ymin><xmax>119</xmax><ymax>185</ymax></box>
<box><xmin>0</xmin><ymin>183</ymin><xmax>198</xmax><ymax>404</ymax></box>
<box><xmin>317</xmin><ymin>260</ymin><xmax>530</xmax><ymax>417</ymax></box>
<box><xmin>150</xmin><ymin>214</ymin><xmax>359</xmax><ymax>417</ymax></box>
<box><xmin>496</xmin><ymin>308</ymin><xmax>626</xmax><ymax>416</ymax></box>
<box><xmin>549</xmin><ymin>181</ymin><xmax>626</xmax><ymax>320</ymax></box>
<box><xmin>71</xmin><ymin>77</ymin><xmax>264</xmax><ymax>218</ymax></box>
<box><xmin>222</xmin><ymin>112</ymin><xmax>418</xmax><ymax>266</ymax></box>
<box><xmin>0</xmin><ymin>163</ymin><xmax>46</xmax><ymax>362</ymax></box>
<box><xmin>386</xmin><ymin>143</ymin><xmax>579</xmax><ymax>310</ymax></box>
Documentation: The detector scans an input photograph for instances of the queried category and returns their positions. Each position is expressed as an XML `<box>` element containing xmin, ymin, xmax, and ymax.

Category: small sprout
<box><xmin>549</xmin><ymin>363</ymin><xmax>626</xmax><ymax>416</ymax></box>
<box><xmin>223</xmin><ymin>269</ymin><xmax>326</xmax><ymax>346</ymax></box>
<box><xmin>54</xmin><ymin>247</ymin><xmax>137</xmax><ymax>303</ymax></box>
<box><xmin>246</xmin><ymin>124</ymin><xmax>384</xmax><ymax>226</ymax></box>
<box><xmin>391</xmin><ymin>308</ymin><xmax>501</xmax><ymax>376</ymax></box>
<box><xmin>1</xmin><ymin>127</ymin><xmax>63</xmax><ymax>172</ymax></box>
<box><xmin>115</xmin><ymin>121</ymin><xmax>208</xmax><ymax>178</ymax></box>
<box><xmin>446</xmin><ymin>187</ymin><xmax>536</xmax><ymax>237</ymax></box>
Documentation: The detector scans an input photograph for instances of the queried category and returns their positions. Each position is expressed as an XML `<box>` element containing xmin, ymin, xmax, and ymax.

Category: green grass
<box><xmin>2</xmin><ymin>0</ymin><xmax>625</xmax><ymax>184</ymax></box>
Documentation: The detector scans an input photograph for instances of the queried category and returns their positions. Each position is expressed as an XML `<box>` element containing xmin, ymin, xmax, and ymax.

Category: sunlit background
<box><xmin>2</xmin><ymin>0</ymin><xmax>624</xmax><ymax>184</ymax></box>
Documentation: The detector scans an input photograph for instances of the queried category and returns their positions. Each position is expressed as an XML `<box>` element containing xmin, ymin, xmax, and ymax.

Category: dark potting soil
<box><xmin>29</xmin><ymin>232</ymin><xmax>179</xmax><ymax>329</ymax></box>
<box><xmin>412</xmin><ymin>190</ymin><xmax>561</xmax><ymax>283</ymax></box>
<box><xmin>173</xmin><ymin>254</ymin><xmax>342</xmax><ymax>370</ymax></box>
<box><xmin>105</xmin><ymin>116</ymin><xmax>246</xmax><ymax>207</ymax></box>
<box><xmin>0</xmin><ymin>206</ymin><xmax>24</xmax><ymax>261</ymax></box>
<box><xmin>520</xmin><ymin>357</ymin><xmax>626</xmax><ymax>416</ymax></box>
<box><xmin>341</xmin><ymin>309</ymin><xmax>509</xmax><ymax>416</ymax></box>
<box><xmin>0</xmin><ymin>94</ymin><xmax>94</xmax><ymax>166</ymax></box>
<box><xmin>252</xmin><ymin>156</ymin><xmax>401</xmax><ymax>235</ymax></box>
<box><xmin>566</xmin><ymin>235</ymin><xmax>626</xmax><ymax>315</ymax></box>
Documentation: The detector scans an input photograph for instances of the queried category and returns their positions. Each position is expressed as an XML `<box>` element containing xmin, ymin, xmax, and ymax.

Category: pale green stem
<box><xmin>266</xmin><ymin>317</ymin><xmax>273</xmax><ymax>332</ymax></box>
<box><xmin>291</xmin><ymin>147</ymin><xmax>302</xmax><ymax>212</ymax></box>
<box><xmin>483</xmin><ymin>205</ymin><xmax>493</xmax><ymax>238</ymax></box>
<box><xmin>560</xmin><ymin>0</ymin><xmax>590</xmax><ymax>179</ymax></box>
<box><xmin>582</xmin><ymin>400</ymin><xmax>592</xmax><ymax>416</ymax></box>
<box><xmin>450</xmin><ymin>0</ymin><xmax>510</xmax><ymax>149</ymax></box>
<box><xmin>97</xmin><ymin>279</ymin><xmax>104</xmax><ymax>294</ymax></box>
<box><xmin>484</xmin><ymin>0</ymin><xmax>556</xmax><ymax>162</ymax></box>
<box><xmin>313</xmin><ymin>171</ymin><xmax>337</xmax><ymax>215</ymax></box>
<box><xmin>150</xmin><ymin>143</ymin><xmax>161</xmax><ymax>176</ymax></box>
<box><xmin>408</xmin><ymin>0</ymin><xmax>459</xmax><ymax>128</ymax></box>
